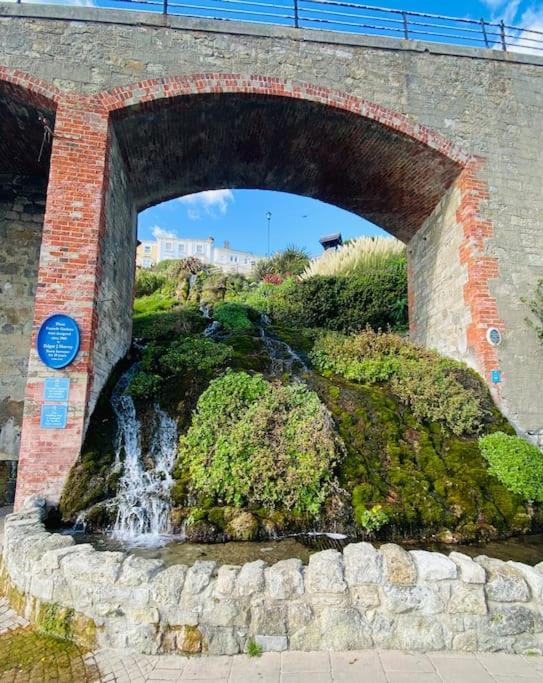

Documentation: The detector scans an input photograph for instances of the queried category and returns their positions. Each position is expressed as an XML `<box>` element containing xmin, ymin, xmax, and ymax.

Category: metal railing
<box><xmin>14</xmin><ymin>0</ymin><xmax>543</xmax><ymax>54</ymax></box>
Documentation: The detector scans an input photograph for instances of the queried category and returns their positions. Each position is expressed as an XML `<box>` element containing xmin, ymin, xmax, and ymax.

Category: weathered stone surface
<box><xmin>351</xmin><ymin>584</ymin><xmax>380</xmax><ymax>610</ymax></box>
<box><xmin>381</xmin><ymin>544</ymin><xmax>417</xmax><ymax>586</ymax></box>
<box><xmin>486</xmin><ymin>605</ymin><xmax>536</xmax><ymax>637</ymax></box>
<box><xmin>254</xmin><ymin>634</ymin><xmax>287</xmax><ymax>652</ymax></box>
<box><xmin>396</xmin><ymin>615</ymin><xmax>446</xmax><ymax>650</ymax></box>
<box><xmin>410</xmin><ymin>550</ymin><xmax>457</xmax><ymax>581</ymax></box>
<box><xmin>118</xmin><ymin>556</ymin><xmax>165</xmax><ymax>586</ymax></box>
<box><xmin>250</xmin><ymin>601</ymin><xmax>287</xmax><ymax>636</ymax></box>
<box><xmin>236</xmin><ymin>560</ymin><xmax>266</xmax><ymax>597</ymax></box>
<box><xmin>321</xmin><ymin>607</ymin><xmax>373</xmax><ymax>649</ymax></box>
<box><xmin>265</xmin><ymin>558</ymin><xmax>304</xmax><ymax>599</ymax></box>
<box><xmin>509</xmin><ymin>562</ymin><xmax>543</xmax><ymax>601</ymax></box>
<box><xmin>202</xmin><ymin>598</ymin><xmax>248</xmax><ymax>628</ymax></box>
<box><xmin>448</xmin><ymin>584</ymin><xmax>487</xmax><ymax>615</ymax></box>
<box><xmin>61</xmin><ymin>549</ymin><xmax>125</xmax><ymax>585</ymax></box>
<box><xmin>381</xmin><ymin>584</ymin><xmax>448</xmax><ymax>615</ymax></box>
<box><xmin>306</xmin><ymin>550</ymin><xmax>346</xmax><ymax>594</ymax></box>
<box><xmin>450</xmin><ymin>552</ymin><xmax>486</xmax><ymax>584</ymax></box>
<box><xmin>477</xmin><ymin>558</ymin><xmax>530</xmax><ymax>603</ymax></box>
<box><xmin>344</xmin><ymin>543</ymin><xmax>384</xmax><ymax>586</ymax></box>
<box><xmin>215</xmin><ymin>565</ymin><xmax>239</xmax><ymax>596</ymax></box>
<box><xmin>202</xmin><ymin>626</ymin><xmax>241</xmax><ymax>655</ymax></box>
<box><xmin>150</xmin><ymin>564</ymin><xmax>186</xmax><ymax>607</ymax></box>
<box><xmin>184</xmin><ymin>561</ymin><xmax>217</xmax><ymax>594</ymax></box>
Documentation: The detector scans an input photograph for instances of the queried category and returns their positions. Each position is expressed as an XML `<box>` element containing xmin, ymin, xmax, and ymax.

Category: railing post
<box><xmin>402</xmin><ymin>11</ymin><xmax>409</xmax><ymax>40</ymax></box>
<box><xmin>480</xmin><ymin>18</ymin><xmax>490</xmax><ymax>48</ymax></box>
<box><xmin>293</xmin><ymin>0</ymin><xmax>299</xmax><ymax>29</ymax></box>
<box><xmin>500</xmin><ymin>19</ymin><xmax>507</xmax><ymax>50</ymax></box>
<box><xmin>163</xmin><ymin>0</ymin><xmax>168</xmax><ymax>15</ymax></box>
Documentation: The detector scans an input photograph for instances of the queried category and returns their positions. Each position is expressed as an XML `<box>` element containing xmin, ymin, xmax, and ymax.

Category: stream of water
<box><xmin>109</xmin><ymin>365</ymin><xmax>177</xmax><ymax>547</ymax></box>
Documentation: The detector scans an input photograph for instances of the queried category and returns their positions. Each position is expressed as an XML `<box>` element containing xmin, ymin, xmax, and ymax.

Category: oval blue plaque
<box><xmin>36</xmin><ymin>314</ymin><xmax>80</xmax><ymax>369</ymax></box>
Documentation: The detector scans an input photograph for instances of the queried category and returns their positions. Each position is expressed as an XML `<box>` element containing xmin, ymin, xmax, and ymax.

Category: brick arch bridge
<box><xmin>0</xmin><ymin>4</ymin><xmax>541</xmax><ymax>508</ymax></box>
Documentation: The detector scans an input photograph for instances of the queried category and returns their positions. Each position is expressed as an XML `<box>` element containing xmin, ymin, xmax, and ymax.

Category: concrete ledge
<box><xmin>1</xmin><ymin>2</ymin><xmax>543</xmax><ymax>67</ymax></box>
<box><xmin>3</xmin><ymin>500</ymin><xmax>543</xmax><ymax>655</ymax></box>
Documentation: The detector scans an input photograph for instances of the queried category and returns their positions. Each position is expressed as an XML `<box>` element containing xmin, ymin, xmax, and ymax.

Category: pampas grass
<box><xmin>301</xmin><ymin>236</ymin><xmax>405</xmax><ymax>279</ymax></box>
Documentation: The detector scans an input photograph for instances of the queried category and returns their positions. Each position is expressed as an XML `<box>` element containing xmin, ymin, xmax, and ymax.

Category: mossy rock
<box><xmin>225</xmin><ymin>511</ymin><xmax>259</xmax><ymax>541</ymax></box>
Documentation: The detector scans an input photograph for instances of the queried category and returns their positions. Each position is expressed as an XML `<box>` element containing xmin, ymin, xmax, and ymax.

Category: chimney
<box><xmin>224</xmin><ymin>240</ymin><xmax>230</xmax><ymax>249</ymax></box>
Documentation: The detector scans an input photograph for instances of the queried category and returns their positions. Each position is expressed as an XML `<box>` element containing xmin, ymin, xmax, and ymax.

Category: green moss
<box><xmin>36</xmin><ymin>603</ymin><xmax>74</xmax><ymax>641</ymax></box>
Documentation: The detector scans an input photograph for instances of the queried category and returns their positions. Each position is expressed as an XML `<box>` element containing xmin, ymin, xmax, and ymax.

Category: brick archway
<box><xmin>11</xmin><ymin>73</ymin><xmax>503</xmax><ymax>509</ymax></box>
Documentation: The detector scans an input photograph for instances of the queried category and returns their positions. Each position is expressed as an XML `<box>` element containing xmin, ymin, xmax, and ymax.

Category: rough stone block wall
<box><xmin>0</xmin><ymin>177</ymin><xmax>45</xmax><ymax>473</ymax></box>
<box><xmin>5</xmin><ymin>502</ymin><xmax>543</xmax><ymax>656</ymax></box>
<box><xmin>87</xmin><ymin>129</ymin><xmax>136</xmax><ymax>424</ymax></box>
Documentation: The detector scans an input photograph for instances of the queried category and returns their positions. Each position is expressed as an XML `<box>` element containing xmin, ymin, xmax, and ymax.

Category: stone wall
<box><xmin>4</xmin><ymin>501</ymin><xmax>543</xmax><ymax>656</ymax></box>
<box><xmin>87</xmin><ymin>128</ymin><xmax>136</xmax><ymax>425</ymax></box>
<box><xmin>0</xmin><ymin>177</ymin><xmax>45</xmax><ymax>472</ymax></box>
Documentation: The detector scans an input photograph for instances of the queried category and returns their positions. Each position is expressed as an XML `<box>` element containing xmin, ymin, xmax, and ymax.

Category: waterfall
<box><xmin>259</xmin><ymin>316</ymin><xmax>308</xmax><ymax>375</ymax></box>
<box><xmin>110</xmin><ymin>365</ymin><xmax>177</xmax><ymax>547</ymax></box>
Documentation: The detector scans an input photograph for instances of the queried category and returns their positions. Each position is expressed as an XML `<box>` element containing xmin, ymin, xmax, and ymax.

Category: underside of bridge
<box><xmin>112</xmin><ymin>94</ymin><xmax>463</xmax><ymax>244</ymax></box>
<box><xmin>0</xmin><ymin>79</ymin><xmax>504</xmax><ymax>509</ymax></box>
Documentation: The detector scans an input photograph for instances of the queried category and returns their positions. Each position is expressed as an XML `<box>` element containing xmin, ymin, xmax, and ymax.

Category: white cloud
<box><xmin>481</xmin><ymin>0</ymin><xmax>508</xmax><ymax>11</ymax></box>
<box><xmin>178</xmin><ymin>189</ymin><xmax>234</xmax><ymax>218</ymax></box>
<box><xmin>510</xmin><ymin>5</ymin><xmax>543</xmax><ymax>54</ymax></box>
<box><xmin>152</xmin><ymin>226</ymin><xmax>178</xmax><ymax>240</ymax></box>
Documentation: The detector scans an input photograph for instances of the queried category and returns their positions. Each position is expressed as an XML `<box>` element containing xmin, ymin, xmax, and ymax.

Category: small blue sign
<box><xmin>36</xmin><ymin>314</ymin><xmax>80</xmax><ymax>370</ymax></box>
<box><xmin>491</xmin><ymin>369</ymin><xmax>502</xmax><ymax>384</ymax></box>
<box><xmin>40</xmin><ymin>403</ymin><xmax>68</xmax><ymax>429</ymax></box>
<box><xmin>43</xmin><ymin>377</ymin><xmax>70</xmax><ymax>402</ymax></box>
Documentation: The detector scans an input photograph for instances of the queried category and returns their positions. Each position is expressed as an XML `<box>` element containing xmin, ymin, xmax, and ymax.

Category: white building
<box><xmin>137</xmin><ymin>236</ymin><xmax>265</xmax><ymax>274</ymax></box>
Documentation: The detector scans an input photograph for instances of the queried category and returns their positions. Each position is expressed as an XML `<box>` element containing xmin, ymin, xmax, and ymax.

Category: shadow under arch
<box><xmin>99</xmin><ymin>74</ymin><xmax>472</xmax><ymax>244</ymax></box>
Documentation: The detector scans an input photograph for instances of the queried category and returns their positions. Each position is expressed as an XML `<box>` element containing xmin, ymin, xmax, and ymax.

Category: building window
<box><xmin>144</xmin><ymin>245</ymin><xmax>151</xmax><ymax>254</ymax></box>
<box><xmin>165</xmin><ymin>241</ymin><xmax>173</xmax><ymax>252</ymax></box>
<box><xmin>178</xmin><ymin>243</ymin><xmax>185</xmax><ymax>256</ymax></box>
<box><xmin>196</xmin><ymin>244</ymin><xmax>204</xmax><ymax>254</ymax></box>
<box><xmin>230</xmin><ymin>255</ymin><xmax>238</xmax><ymax>263</ymax></box>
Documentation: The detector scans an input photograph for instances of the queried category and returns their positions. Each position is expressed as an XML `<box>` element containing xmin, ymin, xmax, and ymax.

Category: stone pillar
<box><xmin>14</xmin><ymin>100</ymin><xmax>110</xmax><ymax>510</ymax></box>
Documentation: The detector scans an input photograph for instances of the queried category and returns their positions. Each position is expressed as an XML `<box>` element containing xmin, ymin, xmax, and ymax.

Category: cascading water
<box><xmin>258</xmin><ymin>315</ymin><xmax>308</xmax><ymax>375</ymax></box>
<box><xmin>110</xmin><ymin>365</ymin><xmax>177</xmax><ymax>546</ymax></box>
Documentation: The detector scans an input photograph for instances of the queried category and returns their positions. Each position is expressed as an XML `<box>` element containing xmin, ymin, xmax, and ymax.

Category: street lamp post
<box><xmin>266</xmin><ymin>211</ymin><xmax>272</xmax><ymax>257</ymax></box>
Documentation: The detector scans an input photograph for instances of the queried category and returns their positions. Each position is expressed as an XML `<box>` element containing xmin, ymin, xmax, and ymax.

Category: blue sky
<box><xmin>132</xmin><ymin>0</ymin><xmax>543</xmax><ymax>255</ymax></box>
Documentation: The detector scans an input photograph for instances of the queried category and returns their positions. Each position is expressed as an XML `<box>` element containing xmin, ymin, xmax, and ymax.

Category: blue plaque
<box><xmin>36</xmin><ymin>314</ymin><xmax>80</xmax><ymax>369</ymax></box>
<box><xmin>40</xmin><ymin>403</ymin><xmax>68</xmax><ymax>429</ymax></box>
<box><xmin>491</xmin><ymin>369</ymin><xmax>502</xmax><ymax>384</ymax></box>
<box><xmin>43</xmin><ymin>377</ymin><xmax>70</xmax><ymax>402</ymax></box>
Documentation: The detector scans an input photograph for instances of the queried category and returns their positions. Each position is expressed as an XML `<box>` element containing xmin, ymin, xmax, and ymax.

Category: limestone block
<box><xmin>287</xmin><ymin>600</ymin><xmax>313</xmax><ymax>633</ymax></box>
<box><xmin>477</xmin><ymin>557</ymin><xmax>530</xmax><ymax>602</ymax></box>
<box><xmin>485</xmin><ymin>605</ymin><xmax>536</xmax><ymax>637</ymax></box>
<box><xmin>381</xmin><ymin>544</ymin><xmax>417</xmax><ymax>586</ymax></box>
<box><xmin>320</xmin><ymin>607</ymin><xmax>373</xmax><ymax>649</ymax></box>
<box><xmin>344</xmin><ymin>542</ymin><xmax>384</xmax><ymax>586</ymax></box>
<box><xmin>410</xmin><ymin>550</ymin><xmax>457</xmax><ymax>581</ymax></box>
<box><xmin>118</xmin><ymin>555</ymin><xmax>165</xmax><ymax>586</ymax></box>
<box><xmin>265</xmin><ymin>558</ymin><xmax>304</xmax><ymax>599</ymax></box>
<box><xmin>150</xmin><ymin>564</ymin><xmax>186</xmax><ymax>606</ymax></box>
<box><xmin>202</xmin><ymin>598</ymin><xmax>248</xmax><ymax>628</ymax></box>
<box><xmin>41</xmin><ymin>544</ymin><xmax>93</xmax><ymax>572</ymax></box>
<box><xmin>449</xmin><ymin>552</ymin><xmax>485</xmax><ymax>584</ymax></box>
<box><xmin>249</xmin><ymin>600</ymin><xmax>286</xmax><ymax>635</ymax></box>
<box><xmin>254</xmin><ymin>634</ymin><xmax>287</xmax><ymax>652</ymax></box>
<box><xmin>396</xmin><ymin>614</ymin><xmax>446</xmax><ymax>650</ymax></box>
<box><xmin>508</xmin><ymin>561</ymin><xmax>543</xmax><ymax>601</ymax></box>
<box><xmin>448</xmin><ymin>583</ymin><xmax>487</xmax><ymax>615</ymax></box>
<box><xmin>184</xmin><ymin>560</ymin><xmax>217</xmax><ymax>594</ymax></box>
<box><xmin>381</xmin><ymin>584</ymin><xmax>448</xmax><ymax>615</ymax></box>
<box><xmin>61</xmin><ymin>549</ymin><xmax>124</xmax><ymax>585</ymax></box>
<box><xmin>236</xmin><ymin>560</ymin><xmax>266</xmax><ymax>597</ymax></box>
<box><xmin>202</xmin><ymin>626</ymin><xmax>241</xmax><ymax>655</ymax></box>
<box><xmin>306</xmin><ymin>550</ymin><xmax>346</xmax><ymax>594</ymax></box>
<box><xmin>215</xmin><ymin>565</ymin><xmax>240</xmax><ymax>596</ymax></box>
<box><xmin>351</xmin><ymin>584</ymin><xmax>380</xmax><ymax>610</ymax></box>
<box><xmin>371</xmin><ymin>612</ymin><xmax>398</xmax><ymax>649</ymax></box>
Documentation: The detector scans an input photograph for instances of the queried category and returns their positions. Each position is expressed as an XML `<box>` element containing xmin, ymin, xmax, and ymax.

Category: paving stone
<box><xmin>280</xmin><ymin>651</ymin><xmax>330</xmax><ymax>673</ymax></box>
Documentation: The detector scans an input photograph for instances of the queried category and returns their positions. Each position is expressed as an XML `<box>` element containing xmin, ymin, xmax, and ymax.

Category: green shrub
<box><xmin>357</xmin><ymin>504</ymin><xmax>390</xmax><ymax>533</ymax></box>
<box><xmin>213</xmin><ymin>302</ymin><xmax>253</xmax><ymax>332</ymax></box>
<box><xmin>176</xmin><ymin>371</ymin><xmax>343</xmax><ymax>514</ymax></box>
<box><xmin>127</xmin><ymin>371</ymin><xmax>162</xmax><ymax>399</ymax></box>
<box><xmin>135</xmin><ymin>269</ymin><xmax>167</xmax><ymax>297</ymax></box>
<box><xmin>254</xmin><ymin>245</ymin><xmax>310</xmax><ymax>281</ymax></box>
<box><xmin>310</xmin><ymin>329</ymin><xmax>486</xmax><ymax>435</ymax></box>
<box><xmin>479</xmin><ymin>432</ymin><xmax>543</xmax><ymax>502</ymax></box>
<box><xmin>159</xmin><ymin>336</ymin><xmax>233</xmax><ymax>374</ymax></box>
<box><xmin>133</xmin><ymin>306</ymin><xmax>206</xmax><ymax>342</ymax></box>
